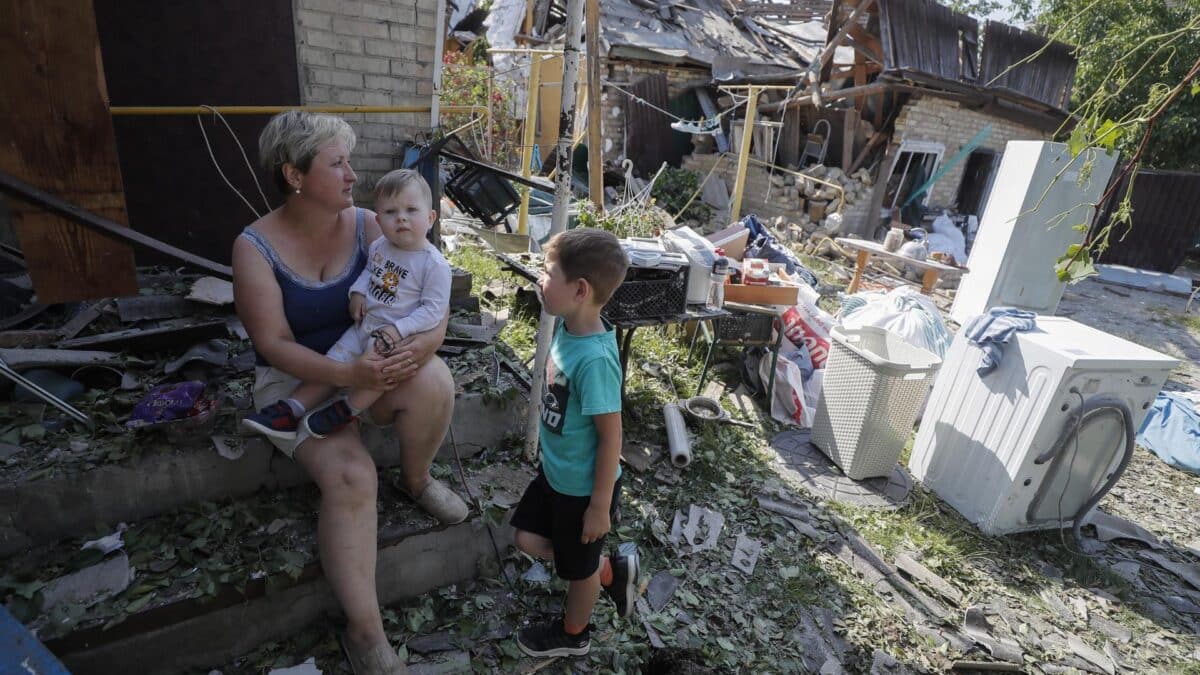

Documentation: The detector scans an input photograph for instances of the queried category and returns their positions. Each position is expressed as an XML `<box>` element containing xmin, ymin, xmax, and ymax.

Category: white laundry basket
<box><xmin>811</xmin><ymin>326</ymin><xmax>941</xmax><ymax>480</ymax></box>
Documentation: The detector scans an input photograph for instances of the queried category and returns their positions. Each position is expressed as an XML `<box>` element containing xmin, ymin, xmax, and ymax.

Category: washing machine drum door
<box><xmin>1027</xmin><ymin>407</ymin><xmax>1128</xmax><ymax>526</ymax></box>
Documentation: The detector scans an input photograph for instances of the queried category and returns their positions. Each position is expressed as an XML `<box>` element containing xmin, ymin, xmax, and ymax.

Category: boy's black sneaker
<box><xmin>515</xmin><ymin>620</ymin><xmax>591</xmax><ymax>658</ymax></box>
<box><xmin>603</xmin><ymin>550</ymin><xmax>639</xmax><ymax>619</ymax></box>
<box><xmin>241</xmin><ymin>400</ymin><xmax>299</xmax><ymax>440</ymax></box>
<box><xmin>302</xmin><ymin>399</ymin><xmax>357</xmax><ymax>439</ymax></box>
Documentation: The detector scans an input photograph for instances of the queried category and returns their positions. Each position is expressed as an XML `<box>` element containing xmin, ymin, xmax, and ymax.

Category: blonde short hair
<box><xmin>258</xmin><ymin>110</ymin><xmax>357</xmax><ymax>195</ymax></box>
<box><xmin>373</xmin><ymin>168</ymin><xmax>433</xmax><ymax>208</ymax></box>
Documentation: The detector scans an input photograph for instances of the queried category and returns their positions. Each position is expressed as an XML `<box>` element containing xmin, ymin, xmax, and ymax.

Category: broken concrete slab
<box><xmin>40</xmin><ymin>553</ymin><xmax>132</xmax><ymax>612</ymax></box>
<box><xmin>731</xmin><ymin>534</ymin><xmax>761</xmax><ymax>575</ymax></box>
<box><xmin>1083</xmin><ymin>510</ymin><xmax>1165</xmax><ymax>549</ymax></box>
<box><xmin>646</xmin><ymin>571</ymin><xmax>679</xmax><ymax>612</ymax></box>
<box><xmin>463</xmin><ymin>463</ymin><xmax>528</xmax><ymax>509</ymax></box>
<box><xmin>0</xmin><ymin>393</ymin><xmax>524</xmax><ymax>556</ymax></box>
<box><xmin>620</xmin><ymin>442</ymin><xmax>663</xmax><ymax>473</ymax></box>
<box><xmin>188</xmin><ymin>277</ymin><xmax>234</xmax><ymax>306</ymax></box>
<box><xmin>116</xmin><ymin>295</ymin><xmax>195</xmax><ymax>323</ymax></box>
<box><xmin>1088</xmin><ymin>614</ymin><xmax>1132</xmax><ymax>643</ymax></box>
<box><xmin>895</xmin><ymin>552</ymin><xmax>963</xmax><ymax>606</ymax></box>
<box><xmin>962</xmin><ymin>606</ymin><xmax>1023</xmax><ymax>664</ymax></box>
<box><xmin>56</xmin><ymin>519</ymin><xmax>506</xmax><ymax>675</ymax></box>
<box><xmin>1068</xmin><ymin>636</ymin><xmax>1116</xmax><ymax>675</ymax></box>
<box><xmin>1142</xmin><ymin>552</ymin><xmax>1200</xmax><ymax>591</ymax></box>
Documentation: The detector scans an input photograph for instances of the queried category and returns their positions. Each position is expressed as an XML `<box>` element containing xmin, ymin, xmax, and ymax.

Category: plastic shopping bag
<box><xmin>837</xmin><ymin>286</ymin><xmax>951</xmax><ymax>358</ymax></box>
<box><xmin>759</xmin><ymin>338</ymin><xmax>823</xmax><ymax>428</ymax></box>
<box><xmin>780</xmin><ymin>284</ymin><xmax>834</xmax><ymax>368</ymax></box>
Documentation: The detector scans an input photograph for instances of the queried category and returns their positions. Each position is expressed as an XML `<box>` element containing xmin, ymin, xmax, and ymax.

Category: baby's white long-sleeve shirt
<box><xmin>349</xmin><ymin>237</ymin><xmax>450</xmax><ymax>338</ymax></box>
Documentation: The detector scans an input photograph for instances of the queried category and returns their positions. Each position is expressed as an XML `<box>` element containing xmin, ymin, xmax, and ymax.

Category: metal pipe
<box><xmin>516</xmin><ymin>55</ymin><xmax>546</xmax><ymax>235</ymax></box>
<box><xmin>730</xmin><ymin>86</ymin><xmax>761</xmax><ymax>223</ymax></box>
<box><xmin>109</xmin><ymin>104</ymin><xmax>485</xmax><ymax>116</ymax></box>
<box><xmin>525</xmin><ymin>0</ymin><xmax>586</xmax><ymax>461</ymax></box>
<box><xmin>0</xmin><ymin>355</ymin><xmax>92</xmax><ymax>429</ymax></box>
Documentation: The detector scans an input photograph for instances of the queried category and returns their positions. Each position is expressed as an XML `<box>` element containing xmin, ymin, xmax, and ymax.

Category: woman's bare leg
<box><xmin>294</xmin><ymin>430</ymin><xmax>386</xmax><ymax>649</ymax></box>
<box><xmin>368</xmin><ymin>356</ymin><xmax>455</xmax><ymax>497</ymax></box>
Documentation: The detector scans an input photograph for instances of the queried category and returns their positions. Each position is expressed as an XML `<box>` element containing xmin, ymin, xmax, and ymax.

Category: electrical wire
<box><xmin>196</xmin><ymin>105</ymin><xmax>272</xmax><ymax>218</ymax></box>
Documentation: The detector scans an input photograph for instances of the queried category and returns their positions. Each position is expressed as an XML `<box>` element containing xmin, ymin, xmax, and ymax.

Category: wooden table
<box><xmin>836</xmin><ymin>237</ymin><xmax>966</xmax><ymax>295</ymax></box>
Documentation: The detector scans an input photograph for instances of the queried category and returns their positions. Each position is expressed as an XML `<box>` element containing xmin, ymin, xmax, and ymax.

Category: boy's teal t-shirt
<box><xmin>539</xmin><ymin>320</ymin><xmax>623</xmax><ymax>497</ymax></box>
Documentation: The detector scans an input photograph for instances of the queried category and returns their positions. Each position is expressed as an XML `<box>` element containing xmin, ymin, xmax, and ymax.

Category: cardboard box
<box><xmin>724</xmin><ymin>281</ymin><xmax>800</xmax><ymax>306</ymax></box>
<box><xmin>707</xmin><ymin>224</ymin><xmax>750</xmax><ymax>261</ymax></box>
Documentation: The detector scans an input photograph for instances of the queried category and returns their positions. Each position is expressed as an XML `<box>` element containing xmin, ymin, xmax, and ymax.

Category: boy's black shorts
<box><xmin>510</xmin><ymin>470</ymin><xmax>621</xmax><ymax>581</ymax></box>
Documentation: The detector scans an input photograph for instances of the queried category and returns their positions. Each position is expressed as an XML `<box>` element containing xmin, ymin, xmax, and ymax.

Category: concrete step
<box><xmin>0</xmin><ymin>392</ymin><xmax>526</xmax><ymax>557</ymax></box>
<box><xmin>5</xmin><ymin>454</ymin><xmax>531</xmax><ymax>675</ymax></box>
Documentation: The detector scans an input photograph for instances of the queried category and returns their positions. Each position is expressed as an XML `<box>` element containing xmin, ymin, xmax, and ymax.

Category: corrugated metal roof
<box><xmin>600</xmin><ymin>0</ymin><xmax>803</xmax><ymax>70</ymax></box>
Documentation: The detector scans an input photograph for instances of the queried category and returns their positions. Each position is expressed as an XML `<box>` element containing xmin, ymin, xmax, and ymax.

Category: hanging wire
<box><xmin>196</xmin><ymin>105</ymin><xmax>272</xmax><ymax>218</ymax></box>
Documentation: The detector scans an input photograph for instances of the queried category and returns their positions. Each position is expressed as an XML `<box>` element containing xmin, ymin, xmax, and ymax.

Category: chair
<box><xmin>800</xmin><ymin>119</ymin><xmax>831</xmax><ymax>168</ymax></box>
<box><xmin>688</xmin><ymin>301</ymin><xmax>784</xmax><ymax>404</ymax></box>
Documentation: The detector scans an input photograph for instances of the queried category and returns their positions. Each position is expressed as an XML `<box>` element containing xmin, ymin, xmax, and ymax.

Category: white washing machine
<box><xmin>950</xmin><ymin>141</ymin><xmax>1117</xmax><ymax>324</ymax></box>
<box><xmin>909</xmin><ymin>316</ymin><xmax>1177</xmax><ymax>535</ymax></box>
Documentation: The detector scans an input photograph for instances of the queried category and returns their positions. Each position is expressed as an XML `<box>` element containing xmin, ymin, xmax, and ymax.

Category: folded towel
<box><xmin>963</xmin><ymin>307</ymin><xmax>1037</xmax><ymax>375</ymax></box>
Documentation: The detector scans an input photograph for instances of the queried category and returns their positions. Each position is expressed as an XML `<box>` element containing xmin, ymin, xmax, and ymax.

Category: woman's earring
<box><xmin>294</xmin><ymin>187</ymin><xmax>302</xmax><ymax>195</ymax></box>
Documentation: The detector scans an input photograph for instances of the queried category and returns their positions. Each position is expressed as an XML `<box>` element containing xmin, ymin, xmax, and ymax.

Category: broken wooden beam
<box><xmin>0</xmin><ymin>170</ymin><xmax>233</xmax><ymax>279</ymax></box>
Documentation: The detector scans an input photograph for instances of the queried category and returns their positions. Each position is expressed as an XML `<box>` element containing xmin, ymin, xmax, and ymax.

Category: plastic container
<box><xmin>811</xmin><ymin>326</ymin><xmax>941</xmax><ymax>480</ymax></box>
<box><xmin>707</xmin><ymin>258</ymin><xmax>729</xmax><ymax>309</ymax></box>
<box><xmin>663</xmin><ymin>227</ymin><xmax>718</xmax><ymax>305</ymax></box>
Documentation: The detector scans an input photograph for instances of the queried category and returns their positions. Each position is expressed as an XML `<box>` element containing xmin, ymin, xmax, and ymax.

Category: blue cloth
<box><xmin>963</xmin><ymin>307</ymin><xmax>1037</xmax><ymax>375</ymax></box>
<box><xmin>0</xmin><ymin>604</ymin><xmax>70</xmax><ymax>675</ymax></box>
<box><xmin>539</xmin><ymin>320</ymin><xmax>624</xmax><ymax>497</ymax></box>
<box><xmin>240</xmin><ymin>209</ymin><xmax>369</xmax><ymax>366</ymax></box>
<box><xmin>1137</xmin><ymin>392</ymin><xmax>1200</xmax><ymax>476</ymax></box>
<box><xmin>739</xmin><ymin>214</ymin><xmax>819</xmax><ymax>289</ymax></box>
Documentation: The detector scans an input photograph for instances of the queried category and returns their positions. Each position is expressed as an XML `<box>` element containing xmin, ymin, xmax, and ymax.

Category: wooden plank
<box><xmin>0</xmin><ymin>0</ymin><xmax>138</xmax><ymax>304</ymax></box>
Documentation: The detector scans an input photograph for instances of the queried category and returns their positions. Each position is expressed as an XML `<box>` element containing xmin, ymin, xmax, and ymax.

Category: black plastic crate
<box><xmin>715</xmin><ymin>310</ymin><xmax>775</xmax><ymax>342</ymax></box>
<box><xmin>602</xmin><ymin>265</ymin><xmax>690</xmax><ymax>321</ymax></box>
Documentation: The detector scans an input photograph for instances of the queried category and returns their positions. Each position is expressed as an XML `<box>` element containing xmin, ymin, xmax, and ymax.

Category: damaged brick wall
<box><xmin>599</xmin><ymin>58</ymin><xmax>709</xmax><ymax>170</ymax></box>
<box><xmin>892</xmin><ymin>95</ymin><xmax>1050</xmax><ymax>209</ymax></box>
<box><xmin>294</xmin><ymin>0</ymin><xmax>437</xmax><ymax>200</ymax></box>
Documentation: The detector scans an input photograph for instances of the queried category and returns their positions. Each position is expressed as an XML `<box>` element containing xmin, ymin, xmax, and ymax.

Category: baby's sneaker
<box><xmin>302</xmin><ymin>399</ymin><xmax>357</xmax><ymax>439</ymax></box>
<box><xmin>241</xmin><ymin>400</ymin><xmax>300</xmax><ymax>440</ymax></box>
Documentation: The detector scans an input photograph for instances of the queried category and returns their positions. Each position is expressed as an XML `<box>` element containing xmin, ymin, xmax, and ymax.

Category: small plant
<box><xmin>439</xmin><ymin>50</ymin><xmax>522</xmax><ymax>171</ymax></box>
<box><xmin>575</xmin><ymin>201</ymin><xmax>670</xmax><ymax>239</ymax></box>
<box><xmin>650</xmin><ymin>167</ymin><xmax>713</xmax><ymax>224</ymax></box>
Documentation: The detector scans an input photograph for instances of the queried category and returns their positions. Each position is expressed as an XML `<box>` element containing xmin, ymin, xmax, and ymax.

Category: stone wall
<box><xmin>293</xmin><ymin>0</ymin><xmax>438</xmax><ymax>200</ymax></box>
<box><xmin>892</xmin><ymin>95</ymin><xmax>1051</xmax><ymax>208</ymax></box>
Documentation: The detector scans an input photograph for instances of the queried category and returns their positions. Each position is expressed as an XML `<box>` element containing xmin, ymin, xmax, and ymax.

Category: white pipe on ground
<box><xmin>664</xmin><ymin>402</ymin><xmax>692</xmax><ymax>468</ymax></box>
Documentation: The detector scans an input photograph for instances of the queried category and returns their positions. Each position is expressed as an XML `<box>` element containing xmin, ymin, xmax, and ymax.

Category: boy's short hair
<box><xmin>545</xmin><ymin>229</ymin><xmax>629</xmax><ymax>305</ymax></box>
<box><xmin>373</xmin><ymin>168</ymin><xmax>433</xmax><ymax>208</ymax></box>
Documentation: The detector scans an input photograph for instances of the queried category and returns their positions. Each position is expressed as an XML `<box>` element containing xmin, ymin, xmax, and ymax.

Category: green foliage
<box><xmin>649</xmin><ymin>167</ymin><xmax>713</xmax><ymax>224</ymax></box>
<box><xmin>945</xmin><ymin>0</ymin><xmax>1038</xmax><ymax>22</ymax></box>
<box><xmin>575</xmin><ymin>201</ymin><xmax>671</xmax><ymax>239</ymax></box>
<box><xmin>1037</xmin><ymin>0</ymin><xmax>1200</xmax><ymax>170</ymax></box>
<box><xmin>439</xmin><ymin>50</ymin><xmax>523</xmax><ymax>170</ymax></box>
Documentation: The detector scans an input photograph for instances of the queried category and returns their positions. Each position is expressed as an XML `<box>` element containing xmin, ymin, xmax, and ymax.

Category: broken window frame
<box><xmin>883</xmin><ymin>140</ymin><xmax>944</xmax><ymax>210</ymax></box>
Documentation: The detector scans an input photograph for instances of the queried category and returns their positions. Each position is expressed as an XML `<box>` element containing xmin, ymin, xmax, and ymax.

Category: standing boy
<box><xmin>511</xmin><ymin>228</ymin><xmax>639</xmax><ymax>657</ymax></box>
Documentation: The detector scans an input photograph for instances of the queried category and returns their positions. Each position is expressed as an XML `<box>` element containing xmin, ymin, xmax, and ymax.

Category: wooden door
<box><xmin>0</xmin><ymin>0</ymin><xmax>138</xmax><ymax>303</ymax></box>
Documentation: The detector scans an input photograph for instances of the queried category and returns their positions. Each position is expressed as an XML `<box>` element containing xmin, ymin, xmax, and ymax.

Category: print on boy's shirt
<box><xmin>365</xmin><ymin>254</ymin><xmax>412</xmax><ymax>305</ymax></box>
<box><xmin>541</xmin><ymin>354</ymin><xmax>569</xmax><ymax>434</ymax></box>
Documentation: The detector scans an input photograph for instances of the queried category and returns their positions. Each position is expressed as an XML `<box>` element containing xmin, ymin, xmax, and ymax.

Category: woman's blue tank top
<box><xmin>239</xmin><ymin>208</ymin><xmax>369</xmax><ymax>366</ymax></box>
